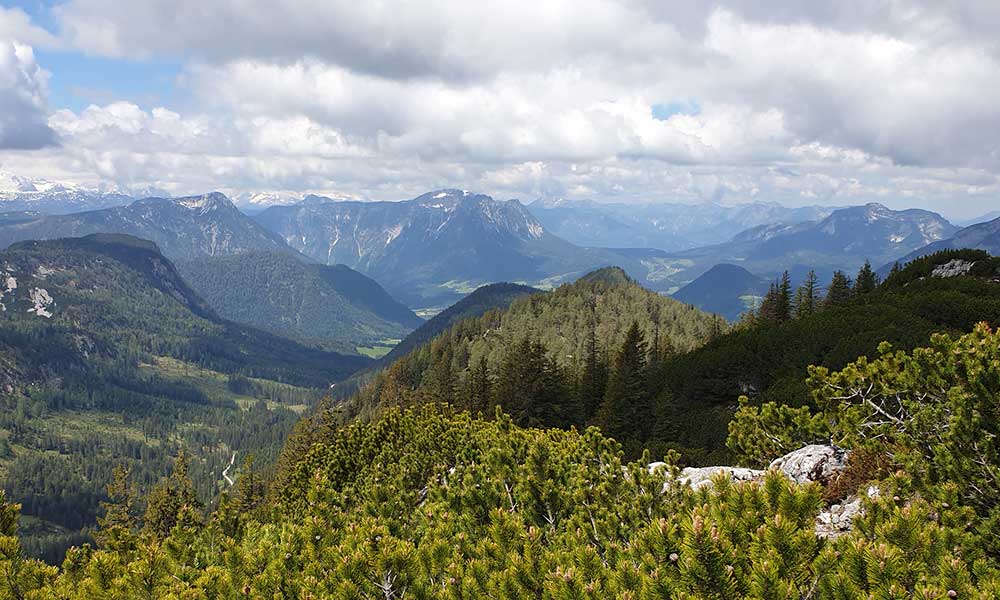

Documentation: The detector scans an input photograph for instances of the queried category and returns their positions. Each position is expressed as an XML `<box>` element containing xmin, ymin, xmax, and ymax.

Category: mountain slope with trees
<box><xmin>672</xmin><ymin>263</ymin><xmax>769</xmax><ymax>321</ymax></box>
<box><xmin>654</xmin><ymin>251</ymin><xmax>1000</xmax><ymax>462</ymax></box>
<box><xmin>0</xmin><ymin>234</ymin><xmax>369</xmax><ymax>562</ymax></box>
<box><xmin>175</xmin><ymin>251</ymin><xmax>422</xmax><ymax>354</ymax></box>
<box><xmin>342</xmin><ymin>267</ymin><xmax>726</xmax><ymax>457</ymax></box>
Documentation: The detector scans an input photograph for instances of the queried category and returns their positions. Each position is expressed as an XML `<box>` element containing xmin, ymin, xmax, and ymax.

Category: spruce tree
<box><xmin>579</xmin><ymin>314</ymin><xmax>607</xmax><ymax>421</ymax></box>
<box><xmin>824</xmin><ymin>270</ymin><xmax>853</xmax><ymax>306</ymax></box>
<box><xmin>143</xmin><ymin>450</ymin><xmax>202</xmax><ymax>539</ymax></box>
<box><xmin>793</xmin><ymin>270</ymin><xmax>819</xmax><ymax>318</ymax></box>
<box><xmin>758</xmin><ymin>271</ymin><xmax>792</xmax><ymax>324</ymax></box>
<box><xmin>595</xmin><ymin>321</ymin><xmax>649</xmax><ymax>443</ymax></box>
<box><xmin>96</xmin><ymin>466</ymin><xmax>136</xmax><ymax>552</ymax></box>
<box><xmin>854</xmin><ymin>260</ymin><xmax>878</xmax><ymax>294</ymax></box>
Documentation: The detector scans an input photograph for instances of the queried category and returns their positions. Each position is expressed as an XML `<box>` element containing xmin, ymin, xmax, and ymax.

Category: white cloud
<box><xmin>0</xmin><ymin>42</ymin><xmax>57</xmax><ymax>150</ymax></box>
<box><xmin>0</xmin><ymin>1</ymin><xmax>994</xmax><ymax>219</ymax></box>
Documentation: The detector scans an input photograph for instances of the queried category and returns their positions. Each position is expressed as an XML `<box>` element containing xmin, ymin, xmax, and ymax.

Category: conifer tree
<box><xmin>578</xmin><ymin>314</ymin><xmax>607</xmax><ymax>421</ymax></box>
<box><xmin>758</xmin><ymin>271</ymin><xmax>792</xmax><ymax>324</ymax></box>
<box><xmin>793</xmin><ymin>270</ymin><xmax>819</xmax><ymax>318</ymax></box>
<box><xmin>854</xmin><ymin>260</ymin><xmax>878</xmax><ymax>294</ymax></box>
<box><xmin>95</xmin><ymin>466</ymin><xmax>137</xmax><ymax>552</ymax></box>
<box><xmin>466</xmin><ymin>355</ymin><xmax>492</xmax><ymax>413</ymax></box>
<box><xmin>595</xmin><ymin>321</ymin><xmax>649</xmax><ymax>442</ymax></box>
<box><xmin>824</xmin><ymin>270</ymin><xmax>854</xmax><ymax>306</ymax></box>
<box><xmin>143</xmin><ymin>450</ymin><xmax>202</xmax><ymax>539</ymax></box>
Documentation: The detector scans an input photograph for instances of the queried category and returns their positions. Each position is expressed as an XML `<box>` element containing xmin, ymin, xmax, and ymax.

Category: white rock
<box><xmin>27</xmin><ymin>287</ymin><xmax>54</xmax><ymax>318</ymax></box>
<box><xmin>931</xmin><ymin>259</ymin><xmax>975</xmax><ymax>278</ymax></box>
<box><xmin>815</xmin><ymin>496</ymin><xmax>864</xmax><ymax>539</ymax></box>
<box><xmin>678</xmin><ymin>466</ymin><xmax>764</xmax><ymax>490</ymax></box>
<box><xmin>769</xmin><ymin>444</ymin><xmax>847</xmax><ymax>485</ymax></box>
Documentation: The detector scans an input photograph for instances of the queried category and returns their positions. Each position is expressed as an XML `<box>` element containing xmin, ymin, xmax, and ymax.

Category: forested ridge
<box><xmin>0</xmin><ymin>235</ymin><xmax>366</xmax><ymax>563</ymax></box>
<box><xmin>176</xmin><ymin>251</ymin><xmax>422</xmax><ymax>355</ymax></box>
<box><xmin>342</xmin><ymin>267</ymin><xmax>727</xmax><ymax>458</ymax></box>
<box><xmin>4</xmin><ymin>318</ymin><xmax>1000</xmax><ymax>597</ymax></box>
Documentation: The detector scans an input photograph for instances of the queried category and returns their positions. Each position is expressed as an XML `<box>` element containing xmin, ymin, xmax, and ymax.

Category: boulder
<box><xmin>677</xmin><ymin>466</ymin><xmax>763</xmax><ymax>490</ymax></box>
<box><xmin>815</xmin><ymin>486</ymin><xmax>878</xmax><ymax>539</ymax></box>
<box><xmin>769</xmin><ymin>444</ymin><xmax>847</xmax><ymax>485</ymax></box>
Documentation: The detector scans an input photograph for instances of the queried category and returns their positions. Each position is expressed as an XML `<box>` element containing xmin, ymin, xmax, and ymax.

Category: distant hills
<box><xmin>0</xmin><ymin>234</ymin><xmax>368</xmax><ymax>386</ymax></box>
<box><xmin>672</xmin><ymin>264</ymin><xmax>769</xmax><ymax>321</ymax></box>
<box><xmin>175</xmin><ymin>252</ymin><xmax>422</xmax><ymax>354</ymax></box>
<box><xmin>528</xmin><ymin>197</ymin><xmax>836</xmax><ymax>250</ymax></box>
<box><xmin>646</xmin><ymin>203</ymin><xmax>957</xmax><ymax>294</ymax></box>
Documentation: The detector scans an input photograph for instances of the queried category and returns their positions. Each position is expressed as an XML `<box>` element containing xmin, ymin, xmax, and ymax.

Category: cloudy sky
<box><xmin>1</xmin><ymin>1</ymin><xmax>999</xmax><ymax>218</ymax></box>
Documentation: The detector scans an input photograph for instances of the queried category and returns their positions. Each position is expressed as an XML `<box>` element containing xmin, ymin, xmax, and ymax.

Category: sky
<box><xmin>1</xmin><ymin>1</ymin><xmax>999</xmax><ymax>219</ymax></box>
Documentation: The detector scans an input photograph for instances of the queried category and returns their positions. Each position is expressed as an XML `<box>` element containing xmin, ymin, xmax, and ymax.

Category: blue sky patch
<box><xmin>651</xmin><ymin>99</ymin><xmax>701</xmax><ymax>121</ymax></box>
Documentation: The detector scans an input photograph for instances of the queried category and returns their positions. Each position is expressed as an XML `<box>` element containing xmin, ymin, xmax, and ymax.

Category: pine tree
<box><xmin>467</xmin><ymin>355</ymin><xmax>492</xmax><ymax>413</ymax></box>
<box><xmin>595</xmin><ymin>321</ymin><xmax>649</xmax><ymax>443</ymax></box>
<box><xmin>793</xmin><ymin>270</ymin><xmax>819</xmax><ymax>318</ymax></box>
<box><xmin>854</xmin><ymin>260</ymin><xmax>878</xmax><ymax>294</ymax></box>
<box><xmin>96</xmin><ymin>466</ymin><xmax>137</xmax><ymax>552</ymax></box>
<box><xmin>578</xmin><ymin>314</ymin><xmax>607</xmax><ymax>421</ymax></box>
<box><xmin>143</xmin><ymin>450</ymin><xmax>202</xmax><ymax>539</ymax></box>
<box><xmin>824</xmin><ymin>270</ymin><xmax>853</xmax><ymax>306</ymax></box>
<box><xmin>758</xmin><ymin>271</ymin><xmax>792</xmax><ymax>324</ymax></box>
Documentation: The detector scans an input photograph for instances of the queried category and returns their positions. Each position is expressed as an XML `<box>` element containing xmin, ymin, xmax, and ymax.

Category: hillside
<box><xmin>654</xmin><ymin>249</ymin><xmax>1000</xmax><ymax>463</ymax></box>
<box><xmin>254</xmin><ymin>190</ymin><xmax>623</xmax><ymax>307</ymax></box>
<box><xmin>0</xmin><ymin>192</ymin><xmax>291</xmax><ymax>259</ymax></box>
<box><xmin>378</xmin><ymin>281</ymin><xmax>540</xmax><ymax>365</ymax></box>
<box><xmin>175</xmin><ymin>252</ymin><xmax>421</xmax><ymax>355</ymax></box>
<box><xmin>0</xmin><ymin>234</ymin><xmax>368</xmax><ymax>561</ymax></box>
<box><xmin>344</xmin><ymin>267</ymin><xmax>725</xmax><ymax>456</ymax></box>
<box><xmin>672</xmin><ymin>263</ymin><xmax>769</xmax><ymax>321</ymax></box>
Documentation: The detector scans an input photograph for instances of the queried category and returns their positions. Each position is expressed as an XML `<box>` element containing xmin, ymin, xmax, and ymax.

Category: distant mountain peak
<box><xmin>171</xmin><ymin>192</ymin><xmax>233</xmax><ymax>212</ymax></box>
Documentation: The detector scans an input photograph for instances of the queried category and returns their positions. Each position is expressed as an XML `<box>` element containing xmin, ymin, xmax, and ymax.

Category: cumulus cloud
<box><xmin>0</xmin><ymin>1</ymin><xmax>996</xmax><ymax>218</ymax></box>
<box><xmin>0</xmin><ymin>42</ymin><xmax>58</xmax><ymax>150</ymax></box>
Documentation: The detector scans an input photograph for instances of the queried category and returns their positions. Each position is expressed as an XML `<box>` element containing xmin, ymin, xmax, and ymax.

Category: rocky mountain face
<box><xmin>891</xmin><ymin>215</ymin><xmax>1000</xmax><ymax>267</ymax></box>
<box><xmin>748</xmin><ymin>203</ymin><xmax>956</xmax><ymax>261</ymax></box>
<box><xmin>644</xmin><ymin>203</ymin><xmax>957</xmax><ymax>294</ymax></box>
<box><xmin>0</xmin><ymin>192</ymin><xmax>292</xmax><ymax>260</ymax></box>
<box><xmin>527</xmin><ymin>197</ymin><xmax>836</xmax><ymax>251</ymax></box>
<box><xmin>0</xmin><ymin>171</ymin><xmax>133</xmax><ymax>214</ymax></box>
<box><xmin>175</xmin><ymin>251</ymin><xmax>423</xmax><ymax>354</ymax></box>
<box><xmin>254</xmin><ymin>189</ymin><xmax>614</xmax><ymax>307</ymax></box>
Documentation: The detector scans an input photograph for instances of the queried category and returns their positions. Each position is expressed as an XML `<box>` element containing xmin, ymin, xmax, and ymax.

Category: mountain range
<box><xmin>0</xmin><ymin>192</ymin><xmax>290</xmax><ymax>260</ymax></box>
<box><xmin>650</xmin><ymin>203</ymin><xmax>956</xmax><ymax>293</ymax></box>
<box><xmin>254</xmin><ymin>189</ymin><xmax>621</xmax><ymax>307</ymax></box>
<box><xmin>889</xmin><ymin>215</ymin><xmax>1000</xmax><ymax>269</ymax></box>
<box><xmin>528</xmin><ymin>197</ymin><xmax>837</xmax><ymax>250</ymax></box>
<box><xmin>0</xmin><ymin>171</ymin><xmax>133</xmax><ymax>214</ymax></box>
